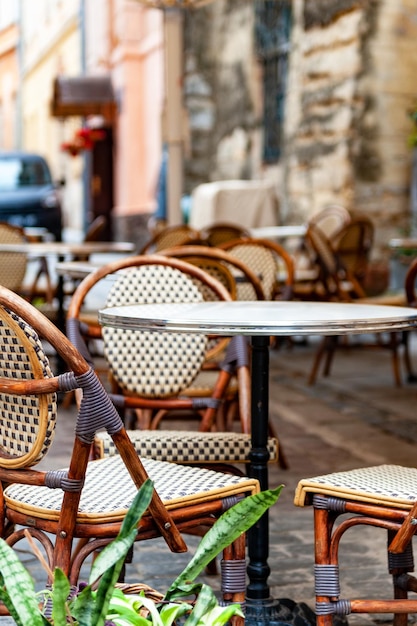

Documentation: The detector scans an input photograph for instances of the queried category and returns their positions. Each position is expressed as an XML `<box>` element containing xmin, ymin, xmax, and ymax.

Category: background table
<box><xmin>98</xmin><ymin>300</ymin><xmax>417</xmax><ymax>626</ymax></box>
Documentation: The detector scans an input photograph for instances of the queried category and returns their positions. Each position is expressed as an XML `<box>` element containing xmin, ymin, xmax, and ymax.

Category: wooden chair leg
<box><xmin>322</xmin><ymin>336</ymin><xmax>338</xmax><ymax>377</ymax></box>
<box><xmin>402</xmin><ymin>331</ymin><xmax>417</xmax><ymax>382</ymax></box>
<box><xmin>389</xmin><ymin>332</ymin><xmax>402</xmax><ymax>387</ymax></box>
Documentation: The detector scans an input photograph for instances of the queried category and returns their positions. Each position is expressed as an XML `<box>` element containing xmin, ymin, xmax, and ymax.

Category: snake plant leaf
<box><xmin>159</xmin><ymin>601</ymin><xmax>194</xmax><ymax>626</ymax></box>
<box><xmin>89</xmin><ymin>479</ymin><xmax>154</xmax><ymax>585</ymax></box>
<box><xmin>166</xmin><ymin>486</ymin><xmax>283</xmax><ymax>599</ymax></box>
<box><xmin>70</xmin><ymin>583</ymin><xmax>95</xmax><ymax>625</ymax></box>
<box><xmin>0</xmin><ymin>539</ymin><xmax>47</xmax><ymax>626</ymax></box>
<box><xmin>182</xmin><ymin>584</ymin><xmax>218</xmax><ymax>626</ymax></box>
<box><xmin>88</xmin><ymin>479</ymin><xmax>154</xmax><ymax>626</ymax></box>
<box><xmin>51</xmin><ymin>567</ymin><xmax>71</xmax><ymax>626</ymax></box>
<box><xmin>0</xmin><ymin>583</ymin><xmax>28</xmax><ymax>626</ymax></box>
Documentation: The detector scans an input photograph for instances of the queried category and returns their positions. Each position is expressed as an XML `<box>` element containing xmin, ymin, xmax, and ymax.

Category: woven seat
<box><xmin>294</xmin><ymin>464</ymin><xmax>417</xmax><ymax>625</ymax></box>
<box><xmin>94</xmin><ymin>430</ymin><xmax>279</xmax><ymax>465</ymax></box>
<box><xmin>7</xmin><ymin>454</ymin><xmax>258</xmax><ymax>523</ymax></box>
<box><xmin>0</xmin><ymin>284</ymin><xmax>259</xmax><ymax>617</ymax></box>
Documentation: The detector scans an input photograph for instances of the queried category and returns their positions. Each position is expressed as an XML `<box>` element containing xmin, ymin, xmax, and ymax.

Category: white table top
<box><xmin>249</xmin><ymin>225</ymin><xmax>307</xmax><ymax>239</ymax></box>
<box><xmin>389</xmin><ymin>238</ymin><xmax>417</xmax><ymax>250</ymax></box>
<box><xmin>0</xmin><ymin>241</ymin><xmax>135</xmax><ymax>256</ymax></box>
<box><xmin>98</xmin><ymin>300</ymin><xmax>417</xmax><ymax>337</ymax></box>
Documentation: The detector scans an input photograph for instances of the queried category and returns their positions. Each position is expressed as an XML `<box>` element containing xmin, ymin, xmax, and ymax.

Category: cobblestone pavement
<box><xmin>2</xmin><ymin>332</ymin><xmax>417</xmax><ymax>624</ymax></box>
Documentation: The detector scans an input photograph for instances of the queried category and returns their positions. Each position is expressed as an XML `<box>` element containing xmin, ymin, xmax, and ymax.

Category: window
<box><xmin>255</xmin><ymin>0</ymin><xmax>291</xmax><ymax>163</ymax></box>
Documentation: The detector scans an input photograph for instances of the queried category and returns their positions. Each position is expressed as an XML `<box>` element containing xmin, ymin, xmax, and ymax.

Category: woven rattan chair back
<box><xmin>221</xmin><ymin>238</ymin><xmax>294</xmax><ymax>301</ymax></box>
<box><xmin>201</xmin><ymin>222</ymin><xmax>250</xmax><ymax>247</ymax></box>
<box><xmin>0</xmin><ymin>222</ymin><xmax>27</xmax><ymax>292</ymax></box>
<box><xmin>67</xmin><ymin>255</ymin><xmax>237</xmax><ymax>430</ymax></box>
<box><xmin>405</xmin><ymin>257</ymin><xmax>417</xmax><ymax>307</ymax></box>
<box><xmin>140</xmin><ymin>224</ymin><xmax>201</xmax><ymax>254</ymax></box>
<box><xmin>103</xmin><ymin>265</ymin><xmax>208</xmax><ymax>398</ymax></box>
<box><xmin>303</xmin><ymin>223</ymin><xmax>349</xmax><ymax>301</ymax></box>
<box><xmin>160</xmin><ymin>245</ymin><xmax>265</xmax><ymax>301</ymax></box>
<box><xmin>0</xmin><ymin>306</ymin><xmax>56</xmax><ymax>468</ymax></box>
<box><xmin>308</xmin><ymin>204</ymin><xmax>351</xmax><ymax>240</ymax></box>
<box><xmin>0</xmin><ymin>284</ymin><xmax>259</xmax><ymax>615</ymax></box>
<box><xmin>332</xmin><ymin>215</ymin><xmax>374</xmax><ymax>295</ymax></box>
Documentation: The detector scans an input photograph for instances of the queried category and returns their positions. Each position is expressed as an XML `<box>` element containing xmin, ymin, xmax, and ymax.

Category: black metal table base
<box><xmin>245</xmin><ymin>597</ymin><xmax>315</xmax><ymax>626</ymax></box>
<box><xmin>245</xmin><ymin>597</ymin><xmax>349</xmax><ymax>626</ymax></box>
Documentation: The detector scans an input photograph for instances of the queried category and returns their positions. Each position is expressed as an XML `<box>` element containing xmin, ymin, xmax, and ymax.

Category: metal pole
<box><xmin>163</xmin><ymin>8</ymin><xmax>184</xmax><ymax>225</ymax></box>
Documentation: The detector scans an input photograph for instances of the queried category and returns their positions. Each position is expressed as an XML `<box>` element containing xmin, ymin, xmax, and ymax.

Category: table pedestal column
<box><xmin>245</xmin><ymin>334</ymin><xmax>288</xmax><ymax>624</ymax></box>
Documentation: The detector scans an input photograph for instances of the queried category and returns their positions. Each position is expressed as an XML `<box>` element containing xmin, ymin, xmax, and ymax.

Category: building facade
<box><xmin>184</xmin><ymin>0</ymin><xmax>417</xmax><ymax>261</ymax></box>
<box><xmin>0</xmin><ymin>0</ymin><xmax>416</xmax><ymax>260</ymax></box>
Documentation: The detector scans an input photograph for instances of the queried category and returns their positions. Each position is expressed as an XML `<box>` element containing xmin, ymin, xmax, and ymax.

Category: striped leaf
<box><xmin>166</xmin><ymin>485</ymin><xmax>283</xmax><ymax>599</ymax></box>
<box><xmin>0</xmin><ymin>539</ymin><xmax>47</xmax><ymax>626</ymax></box>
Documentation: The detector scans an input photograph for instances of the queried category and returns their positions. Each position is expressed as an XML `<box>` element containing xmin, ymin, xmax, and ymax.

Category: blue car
<box><xmin>0</xmin><ymin>151</ymin><xmax>63</xmax><ymax>241</ymax></box>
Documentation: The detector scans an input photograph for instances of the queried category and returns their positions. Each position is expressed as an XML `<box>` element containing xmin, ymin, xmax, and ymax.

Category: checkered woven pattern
<box><xmin>102</xmin><ymin>265</ymin><xmax>208</xmax><ymax>397</ymax></box>
<box><xmin>294</xmin><ymin>464</ymin><xmax>417</xmax><ymax>509</ymax></box>
<box><xmin>4</xmin><ymin>455</ymin><xmax>260</xmax><ymax>523</ymax></box>
<box><xmin>227</xmin><ymin>244</ymin><xmax>278</xmax><ymax>300</ymax></box>
<box><xmin>94</xmin><ymin>430</ymin><xmax>279</xmax><ymax>464</ymax></box>
<box><xmin>0</xmin><ymin>224</ymin><xmax>27</xmax><ymax>291</ymax></box>
<box><xmin>0</xmin><ymin>307</ymin><xmax>56</xmax><ymax>468</ymax></box>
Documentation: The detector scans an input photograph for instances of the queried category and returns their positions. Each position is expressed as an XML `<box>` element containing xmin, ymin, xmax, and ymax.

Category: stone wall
<box><xmin>184</xmin><ymin>0</ymin><xmax>417</xmax><ymax>262</ymax></box>
<box><xmin>183</xmin><ymin>0</ymin><xmax>265</xmax><ymax>194</ymax></box>
<box><xmin>284</xmin><ymin>0</ymin><xmax>417</xmax><ymax>259</ymax></box>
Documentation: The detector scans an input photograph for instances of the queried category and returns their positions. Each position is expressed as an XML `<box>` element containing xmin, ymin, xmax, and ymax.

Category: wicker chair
<box><xmin>159</xmin><ymin>245</ymin><xmax>265</xmax><ymax>433</ymax></box>
<box><xmin>295</xmin><ymin>464</ymin><xmax>417</xmax><ymax>626</ymax></box>
<box><xmin>0</xmin><ymin>283</ymin><xmax>259</xmax><ymax>613</ymax></box>
<box><xmin>200</xmin><ymin>222</ymin><xmax>250</xmax><ymax>247</ymax></box>
<box><xmin>306</xmin><ymin>219</ymin><xmax>403</xmax><ymax>387</ymax></box>
<box><xmin>140</xmin><ymin>224</ymin><xmax>201</xmax><ymax>254</ymax></box>
<box><xmin>0</xmin><ymin>222</ymin><xmax>28</xmax><ymax>293</ymax></box>
<box><xmin>308</xmin><ymin>204</ymin><xmax>351</xmax><ymax>240</ymax></box>
<box><xmin>220</xmin><ymin>237</ymin><xmax>294</xmax><ymax>301</ymax></box>
<box><xmin>403</xmin><ymin>256</ymin><xmax>417</xmax><ymax>381</ymax></box>
<box><xmin>67</xmin><ymin>255</ymin><xmax>279</xmax><ymax>471</ymax></box>
<box><xmin>160</xmin><ymin>244</ymin><xmax>266</xmax><ymax>302</ymax></box>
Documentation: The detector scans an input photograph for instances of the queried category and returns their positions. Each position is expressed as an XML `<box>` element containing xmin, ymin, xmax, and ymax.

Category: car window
<box><xmin>0</xmin><ymin>157</ymin><xmax>52</xmax><ymax>189</ymax></box>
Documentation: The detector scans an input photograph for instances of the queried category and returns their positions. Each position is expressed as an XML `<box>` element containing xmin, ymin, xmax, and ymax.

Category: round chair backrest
<box><xmin>102</xmin><ymin>264</ymin><xmax>208</xmax><ymax>398</ymax></box>
<box><xmin>405</xmin><ymin>257</ymin><xmax>417</xmax><ymax>307</ymax></box>
<box><xmin>201</xmin><ymin>222</ymin><xmax>250</xmax><ymax>247</ymax></box>
<box><xmin>333</xmin><ymin>216</ymin><xmax>374</xmax><ymax>283</ymax></box>
<box><xmin>0</xmin><ymin>306</ymin><xmax>56</xmax><ymax>468</ymax></box>
<box><xmin>0</xmin><ymin>223</ymin><xmax>28</xmax><ymax>291</ymax></box>
<box><xmin>141</xmin><ymin>225</ymin><xmax>201</xmax><ymax>254</ymax></box>
<box><xmin>309</xmin><ymin>205</ymin><xmax>351</xmax><ymax>241</ymax></box>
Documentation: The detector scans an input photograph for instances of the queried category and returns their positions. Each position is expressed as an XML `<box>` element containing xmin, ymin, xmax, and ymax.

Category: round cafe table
<box><xmin>98</xmin><ymin>300</ymin><xmax>417</xmax><ymax>625</ymax></box>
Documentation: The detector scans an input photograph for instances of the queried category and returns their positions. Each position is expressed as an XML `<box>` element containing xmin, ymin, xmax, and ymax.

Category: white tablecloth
<box><xmin>189</xmin><ymin>180</ymin><xmax>279</xmax><ymax>230</ymax></box>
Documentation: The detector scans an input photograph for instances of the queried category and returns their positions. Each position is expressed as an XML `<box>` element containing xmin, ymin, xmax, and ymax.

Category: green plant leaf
<box><xmin>182</xmin><ymin>584</ymin><xmax>217</xmax><ymax>626</ymax></box>
<box><xmin>51</xmin><ymin>567</ymin><xmax>71</xmax><ymax>626</ymax></box>
<box><xmin>89</xmin><ymin>479</ymin><xmax>154</xmax><ymax>585</ymax></box>
<box><xmin>159</xmin><ymin>601</ymin><xmax>194</xmax><ymax>626</ymax></box>
<box><xmin>198</xmin><ymin>603</ymin><xmax>245</xmax><ymax>626</ymax></box>
<box><xmin>88</xmin><ymin>479</ymin><xmax>154</xmax><ymax>626</ymax></box>
<box><xmin>0</xmin><ymin>539</ymin><xmax>47</xmax><ymax>626</ymax></box>
<box><xmin>70</xmin><ymin>584</ymin><xmax>95</xmax><ymax>625</ymax></box>
<box><xmin>166</xmin><ymin>486</ymin><xmax>283</xmax><ymax>599</ymax></box>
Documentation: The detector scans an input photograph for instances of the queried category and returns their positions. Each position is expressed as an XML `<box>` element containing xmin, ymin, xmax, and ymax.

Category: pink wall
<box><xmin>111</xmin><ymin>3</ymin><xmax>164</xmax><ymax>219</ymax></box>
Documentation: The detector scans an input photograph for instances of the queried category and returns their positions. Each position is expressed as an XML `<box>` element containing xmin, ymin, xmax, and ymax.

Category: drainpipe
<box><xmin>79</xmin><ymin>0</ymin><xmax>91</xmax><ymax>234</ymax></box>
<box><xmin>16</xmin><ymin>0</ymin><xmax>23</xmax><ymax>149</ymax></box>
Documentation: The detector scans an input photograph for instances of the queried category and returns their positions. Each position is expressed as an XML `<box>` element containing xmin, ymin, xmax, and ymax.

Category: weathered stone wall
<box><xmin>185</xmin><ymin>0</ymin><xmax>417</xmax><ymax>261</ymax></box>
<box><xmin>284</xmin><ymin>0</ymin><xmax>417</xmax><ymax>259</ymax></box>
<box><xmin>183</xmin><ymin>0</ymin><xmax>265</xmax><ymax>194</ymax></box>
